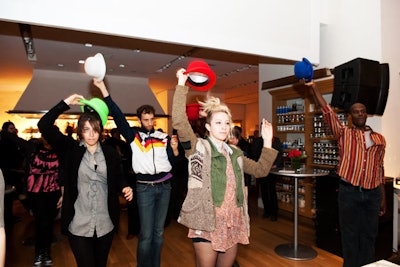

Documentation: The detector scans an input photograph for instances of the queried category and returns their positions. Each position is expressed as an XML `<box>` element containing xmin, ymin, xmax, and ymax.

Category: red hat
<box><xmin>186</xmin><ymin>103</ymin><xmax>201</xmax><ymax>121</ymax></box>
<box><xmin>184</xmin><ymin>60</ymin><xmax>216</xmax><ymax>91</ymax></box>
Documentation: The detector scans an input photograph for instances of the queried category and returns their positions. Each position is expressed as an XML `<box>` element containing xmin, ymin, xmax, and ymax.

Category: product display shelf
<box><xmin>310</xmin><ymin>109</ymin><xmax>349</xmax><ymax>170</ymax></box>
<box><xmin>276</xmin><ymin>177</ymin><xmax>314</xmax><ymax>218</ymax></box>
<box><xmin>268</xmin><ymin>78</ymin><xmax>335</xmax><ymax>219</ymax></box>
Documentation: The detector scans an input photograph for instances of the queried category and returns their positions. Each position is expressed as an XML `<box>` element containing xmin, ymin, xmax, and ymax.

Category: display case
<box><xmin>268</xmin><ymin>78</ymin><xmax>335</xmax><ymax>218</ymax></box>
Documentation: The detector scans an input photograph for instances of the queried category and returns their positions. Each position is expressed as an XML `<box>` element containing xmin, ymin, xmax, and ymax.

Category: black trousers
<box><xmin>258</xmin><ymin>174</ymin><xmax>278</xmax><ymax>217</ymax></box>
<box><xmin>68</xmin><ymin>230</ymin><xmax>114</xmax><ymax>267</ymax></box>
<box><xmin>127</xmin><ymin>172</ymin><xmax>140</xmax><ymax>235</ymax></box>
<box><xmin>29</xmin><ymin>191</ymin><xmax>61</xmax><ymax>251</ymax></box>
<box><xmin>338</xmin><ymin>182</ymin><xmax>381</xmax><ymax>267</ymax></box>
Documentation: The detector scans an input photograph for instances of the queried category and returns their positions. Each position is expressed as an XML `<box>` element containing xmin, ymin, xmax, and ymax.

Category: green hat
<box><xmin>80</xmin><ymin>98</ymin><xmax>109</xmax><ymax>126</ymax></box>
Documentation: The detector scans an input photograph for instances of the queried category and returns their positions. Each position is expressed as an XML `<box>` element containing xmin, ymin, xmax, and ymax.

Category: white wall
<box><xmin>381</xmin><ymin>0</ymin><xmax>400</xmax><ymax>178</ymax></box>
<box><xmin>319</xmin><ymin>0</ymin><xmax>381</xmax><ymax>67</ymax></box>
<box><xmin>0</xmin><ymin>0</ymin><xmax>320</xmax><ymax>63</ymax></box>
<box><xmin>258</xmin><ymin>64</ymin><xmax>294</xmax><ymax>122</ymax></box>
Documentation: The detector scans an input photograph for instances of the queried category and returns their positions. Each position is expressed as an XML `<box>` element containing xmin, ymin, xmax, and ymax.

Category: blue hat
<box><xmin>294</xmin><ymin>57</ymin><xmax>314</xmax><ymax>82</ymax></box>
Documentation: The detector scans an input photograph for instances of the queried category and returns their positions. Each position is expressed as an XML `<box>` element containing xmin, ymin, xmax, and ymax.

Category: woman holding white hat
<box><xmin>38</xmin><ymin>93</ymin><xmax>133</xmax><ymax>267</ymax></box>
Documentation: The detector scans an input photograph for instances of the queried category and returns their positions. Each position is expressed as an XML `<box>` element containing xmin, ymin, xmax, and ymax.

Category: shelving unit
<box><xmin>268</xmin><ymin>78</ymin><xmax>336</xmax><ymax>219</ymax></box>
<box><xmin>310</xmin><ymin>111</ymin><xmax>348</xmax><ymax>169</ymax></box>
<box><xmin>275</xmin><ymin>176</ymin><xmax>315</xmax><ymax>218</ymax></box>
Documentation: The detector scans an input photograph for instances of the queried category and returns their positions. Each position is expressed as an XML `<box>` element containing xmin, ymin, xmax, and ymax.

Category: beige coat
<box><xmin>172</xmin><ymin>85</ymin><xmax>278</xmax><ymax>234</ymax></box>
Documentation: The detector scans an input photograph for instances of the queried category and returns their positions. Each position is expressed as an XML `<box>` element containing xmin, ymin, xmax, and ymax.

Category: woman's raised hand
<box><xmin>176</xmin><ymin>68</ymin><xmax>188</xmax><ymax>86</ymax></box>
<box><xmin>92</xmin><ymin>78</ymin><xmax>109</xmax><ymax>97</ymax></box>
<box><xmin>261</xmin><ymin>118</ymin><xmax>273</xmax><ymax>148</ymax></box>
<box><xmin>64</xmin><ymin>94</ymin><xmax>84</xmax><ymax>106</ymax></box>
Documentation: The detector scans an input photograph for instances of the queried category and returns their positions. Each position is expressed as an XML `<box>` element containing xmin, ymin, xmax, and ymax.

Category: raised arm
<box><xmin>305</xmin><ymin>80</ymin><xmax>328</xmax><ymax>108</ymax></box>
<box><xmin>92</xmin><ymin>78</ymin><xmax>110</xmax><ymax>98</ymax></box>
<box><xmin>172</xmin><ymin>68</ymin><xmax>198</xmax><ymax>157</ymax></box>
<box><xmin>92</xmin><ymin>78</ymin><xmax>135</xmax><ymax>143</ymax></box>
<box><xmin>38</xmin><ymin>94</ymin><xmax>84</xmax><ymax>150</ymax></box>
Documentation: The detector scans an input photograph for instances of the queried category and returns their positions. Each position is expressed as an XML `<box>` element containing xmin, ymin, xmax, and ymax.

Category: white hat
<box><xmin>84</xmin><ymin>53</ymin><xmax>106</xmax><ymax>81</ymax></box>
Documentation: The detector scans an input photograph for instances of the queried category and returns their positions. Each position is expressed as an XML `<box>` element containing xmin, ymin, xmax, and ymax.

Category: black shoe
<box><xmin>262</xmin><ymin>213</ymin><xmax>270</xmax><ymax>218</ymax></box>
<box><xmin>42</xmin><ymin>249</ymin><xmax>53</xmax><ymax>266</ymax></box>
<box><xmin>270</xmin><ymin>215</ymin><xmax>277</xmax><ymax>221</ymax></box>
<box><xmin>33</xmin><ymin>253</ymin><xmax>43</xmax><ymax>267</ymax></box>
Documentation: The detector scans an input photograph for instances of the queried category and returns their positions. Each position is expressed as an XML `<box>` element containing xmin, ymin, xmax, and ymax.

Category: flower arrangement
<box><xmin>288</xmin><ymin>149</ymin><xmax>304</xmax><ymax>171</ymax></box>
<box><xmin>288</xmin><ymin>149</ymin><xmax>302</xmax><ymax>159</ymax></box>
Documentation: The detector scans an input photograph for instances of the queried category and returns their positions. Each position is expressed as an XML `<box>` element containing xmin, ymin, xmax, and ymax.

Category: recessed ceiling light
<box><xmin>85</xmin><ymin>43</ymin><xmax>93</xmax><ymax>47</ymax></box>
<box><xmin>119</xmin><ymin>64</ymin><xmax>125</xmax><ymax>68</ymax></box>
<box><xmin>57</xmin><ymin>63</ymin><xmax>64</xmax><ymax>67</ymax></box>
<box><xmin>78</xmin><ymin>60</ymin><xmax>85</xmax><ymax>64</ymax></box>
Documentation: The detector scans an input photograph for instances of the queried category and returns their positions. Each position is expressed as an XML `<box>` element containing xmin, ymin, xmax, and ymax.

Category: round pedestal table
<box><xmin>269</xmin><ymin>168</ymin><xmax>329</xmax><ymax>260</ymax></box>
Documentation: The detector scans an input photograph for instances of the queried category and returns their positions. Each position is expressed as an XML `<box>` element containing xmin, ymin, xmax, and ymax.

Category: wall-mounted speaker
<box><xmin>331</xmin><ymin>58</ymin><xmax>381</xmax><ymax>114</ymax></box>
<box><xmin>375</xmin><ymin>63</ymin><xmax>390</xmax><ymax>115</ymax></box>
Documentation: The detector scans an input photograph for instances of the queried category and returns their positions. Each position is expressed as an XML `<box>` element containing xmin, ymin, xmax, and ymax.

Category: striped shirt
<box><xmin>322</xmin><ymin>105</ymin><xmax>386</xmax><ymax>189</ymax></box>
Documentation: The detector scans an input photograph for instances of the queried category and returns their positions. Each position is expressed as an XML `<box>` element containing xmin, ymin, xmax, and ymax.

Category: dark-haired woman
<box><xmin>38</xmin><ymin>93</ymin><xmax>133</xmax><ymax>267</ymax></box>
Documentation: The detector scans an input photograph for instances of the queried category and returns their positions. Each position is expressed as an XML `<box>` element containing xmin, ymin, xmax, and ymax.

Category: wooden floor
<box><xmin>5</xmin><ymin>190</ymin><xmax>345</xmax><ymax>267</ymax></box>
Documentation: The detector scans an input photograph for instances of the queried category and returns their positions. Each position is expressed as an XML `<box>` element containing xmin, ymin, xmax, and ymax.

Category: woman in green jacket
<box><xmin>172</xmin><ymin>68</ymin><xmax>278</xmax><ymax>267</ymax></box>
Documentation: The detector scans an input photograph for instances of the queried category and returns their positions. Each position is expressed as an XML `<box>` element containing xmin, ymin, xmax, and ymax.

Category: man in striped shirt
<box><xmin>307</xmin><ymin>80</ymin><xmax>386</xmax><ymax>267</ymax></box>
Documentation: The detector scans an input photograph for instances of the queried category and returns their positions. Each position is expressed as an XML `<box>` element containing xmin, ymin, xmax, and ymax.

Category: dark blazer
<box><xmin>250</xmin><ymin>136</ymin><xmax>283</xmax><ymax>169</ymax></box>
<box><xmin>38</xmin><ymin>100</ymin><xmax>128</xmax><ymax>235</ymax></box>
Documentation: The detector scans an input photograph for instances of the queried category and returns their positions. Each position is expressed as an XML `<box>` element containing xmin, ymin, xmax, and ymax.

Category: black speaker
<box><xmin>375</xmin><ymin>63</ymin><xmax>390</xmax><ymax>115</ymax></box>
<box><xmin>332</xmin><ymin>58</ymin><xmax>381</xmax><ymax>114</ymax></box>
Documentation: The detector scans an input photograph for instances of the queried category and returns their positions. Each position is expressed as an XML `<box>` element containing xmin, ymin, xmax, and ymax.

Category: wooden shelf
<box><xmin>310</xmin><ymin>136</ymin><xmax>337</xmax><ymax>141</ymax></box>
<box><xmin>276</xmin><ymin>131</ymin><xmax>305</xmax><ymax>134</ymax></box>
<box><xmin>310</xmin><ymin>163</ymin><xmax>336</xmax><ymax>169</ymax></box>
<box><xmin>268</xmin><ymin>78</ymin><xmax>335</xmax><ymax>219</ymax></box>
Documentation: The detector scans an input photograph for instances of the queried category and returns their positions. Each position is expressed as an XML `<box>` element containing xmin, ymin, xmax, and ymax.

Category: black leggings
<box><xmin>68</xmin><ymin>231</ymin><xmax>114</xmax><ymax>267</ymax></box>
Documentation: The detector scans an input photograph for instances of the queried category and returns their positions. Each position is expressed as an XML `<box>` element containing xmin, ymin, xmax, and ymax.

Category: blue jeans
<box><xmin>338</xmin><ymin>182</ymin><xmax>381</xmax><ymax>267</ymax></box>
<box><xmin>136</xmin><ymin>181</ymin><xmax>171</xmax><ymax>267</ymax></box>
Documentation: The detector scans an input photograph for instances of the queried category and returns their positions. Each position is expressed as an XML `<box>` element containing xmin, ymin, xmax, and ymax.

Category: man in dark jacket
<box><xmin>250</xmin><ymin>136</ymin><xmax>283</xmax><ymax>221</ymax></box>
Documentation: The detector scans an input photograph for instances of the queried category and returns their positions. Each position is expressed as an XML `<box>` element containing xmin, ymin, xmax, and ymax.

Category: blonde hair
<box><xmin>198</xmin><ymin>96</ymin><xmax>233</xmax><ymax>139</ymax></box>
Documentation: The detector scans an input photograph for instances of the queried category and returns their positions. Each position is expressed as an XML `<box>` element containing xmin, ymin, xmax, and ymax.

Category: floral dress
<box><xmin>188</xmin><ymin>148</ymin><xmax>249</xmax><ymax>252</ymax></box>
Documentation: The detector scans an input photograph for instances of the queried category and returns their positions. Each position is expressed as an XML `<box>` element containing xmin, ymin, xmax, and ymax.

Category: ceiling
<box><xmin>0</xmin><ymin>20</ymin><xmax>293</xmax><ymax>107</ymax></box>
